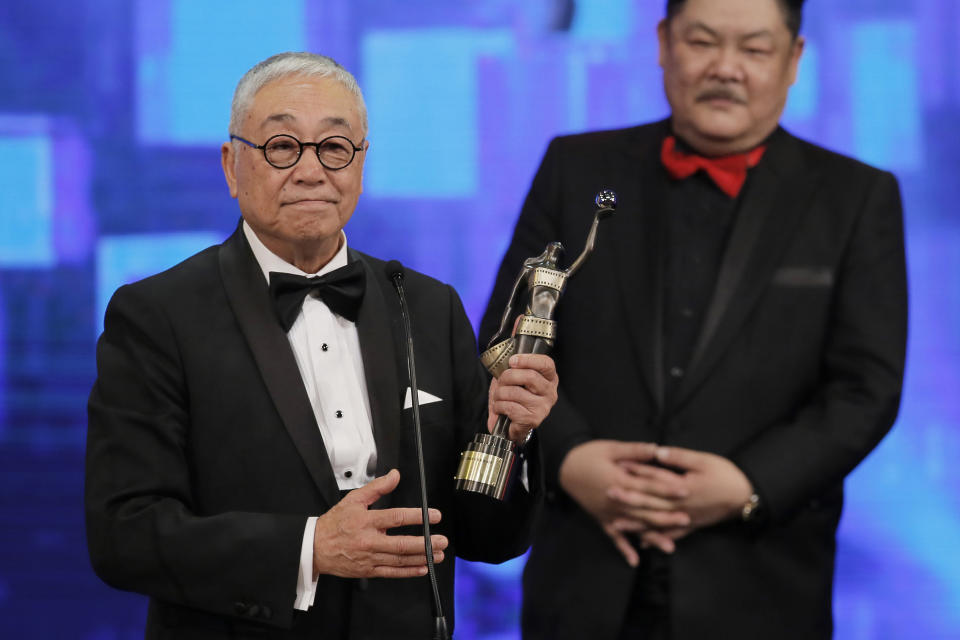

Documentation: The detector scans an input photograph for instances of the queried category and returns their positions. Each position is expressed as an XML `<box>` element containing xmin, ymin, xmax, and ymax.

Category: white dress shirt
<box><xmin>242</xmin><ymin>221</ymin><xmax>376</xmax><ymax>610</ymax></box>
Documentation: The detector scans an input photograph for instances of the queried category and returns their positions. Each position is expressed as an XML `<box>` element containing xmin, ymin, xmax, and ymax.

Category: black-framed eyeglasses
<box><xmin>230</xmin><ymin>133</ymin><xmax>365</xmax><ymax>170</ymax></box>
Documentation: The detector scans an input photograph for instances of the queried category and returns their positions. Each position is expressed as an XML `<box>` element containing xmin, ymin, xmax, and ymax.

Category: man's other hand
<box><xmin>487</xmin><ymin>353</ymin><xmax>559</xmax><ymax>444</ymax></box>
<box><xmin>649</xmin><ymin>446</ymin><xmax>753</xmax><ymax>529</ymax></box>
<box><xmin>608</xmin><ymin>447</ymin><xmax>754</xmax><ymax>554</ymax></box>
<box><xmin>312</xmin><ymin>469</ymin><xmax>447</xmax><ymax>579</ymax></box>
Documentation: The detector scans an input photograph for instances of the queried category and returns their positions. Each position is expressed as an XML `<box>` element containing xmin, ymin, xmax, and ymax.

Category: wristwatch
<box><xmin>741</xmin><ymin>493</ymin><xmax>762</xmax><ymax>522</ymax></box>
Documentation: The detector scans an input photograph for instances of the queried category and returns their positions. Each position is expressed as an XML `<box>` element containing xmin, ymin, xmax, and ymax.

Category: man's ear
<box><xmin>787</xmin><ymin>35</ymin><xmax>806</xmax><ymax>87</ymax></box>
<box><xmin>657</xmin><ymin>19</ymin><xmax>670</xmax><ymax>68</ymax></box>
<box><xmin>358</xmin><ymin>138</ymin><xmax>370</xmax><ymax>194</ymax></box>
<box><xmin>221</xmin><ymin>141</ymin><xmax>239</xmax><ymax>198</ymax></box>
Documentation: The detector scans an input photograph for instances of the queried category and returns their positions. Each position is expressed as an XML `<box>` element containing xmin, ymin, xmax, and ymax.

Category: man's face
<box><xmin>658</xmin><ymin>0</ymin><xmax>804</xmax><ymax>155</ymax></box>
<box><xmin>221</xmin><ymin>75</ymin><xmax>367</xmax><ymax>267</ymax></box>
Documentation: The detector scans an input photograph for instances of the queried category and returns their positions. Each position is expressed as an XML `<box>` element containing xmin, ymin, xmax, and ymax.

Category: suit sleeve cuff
<box><xmin>294</xmin><ymin>517</ymin><xmax>319</xmax><ymax>611</ymax></box>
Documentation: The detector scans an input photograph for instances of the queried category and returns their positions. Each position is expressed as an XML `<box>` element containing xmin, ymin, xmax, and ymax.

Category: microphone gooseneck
<box><xmin>384</xmin><ymin>261</ymin><xmax>450</xmax><ymax>640</ymax></box>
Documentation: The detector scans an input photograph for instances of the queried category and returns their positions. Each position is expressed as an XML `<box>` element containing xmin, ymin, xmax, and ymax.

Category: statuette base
<box><xmin>454</xmin><ymin>433</ymin><xmax>517</xmax><ymax>501</ymax></box>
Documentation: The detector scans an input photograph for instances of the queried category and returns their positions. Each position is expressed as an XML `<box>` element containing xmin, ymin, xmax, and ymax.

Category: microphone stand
<box><xmin>387</xmin><ymin>261</ymin><xmax>451</xmax><ymax>640</ymax></box>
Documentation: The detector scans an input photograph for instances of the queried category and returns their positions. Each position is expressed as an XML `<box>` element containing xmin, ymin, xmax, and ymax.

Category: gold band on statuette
<box><xmin>516</xmin><ymin>315</ymin><xmax>557</xmax><ymax>340</ymax></box>
<box><xmin>531</xmin><ymin>268</ymin><xmax>567</xmax><ymax>292</ymax></box>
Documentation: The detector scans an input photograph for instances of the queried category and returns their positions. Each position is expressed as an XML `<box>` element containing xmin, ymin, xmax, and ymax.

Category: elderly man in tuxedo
<box><xmin>480</xmin><ymin>1</ymin><xmax>907</xmax><ymax>638</ymax></box>
<box><xmin>86</xmin><ymin>52</ymin><xmax>557</xmax><ymax>639</ymax></box>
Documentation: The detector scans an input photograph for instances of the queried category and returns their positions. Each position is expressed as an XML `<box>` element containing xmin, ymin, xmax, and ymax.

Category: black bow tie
<box><xmin>269</xmin><ymin>262</ymin><xmax>366</xmax><ymax>331</ymax></box>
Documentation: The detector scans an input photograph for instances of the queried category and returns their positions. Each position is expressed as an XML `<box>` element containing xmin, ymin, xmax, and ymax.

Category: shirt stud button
<box><xmin>344</xmin><ymin>470</ymin><xmax>353</xmax><ymax>478</ymax></box>
<box><xmin>335</xmin><ymin>410</ymin><xmax>343</xmax><ymax>418</ymax></box>
<box><xmin>321</xmin><ymin>343</ymin><xmax>329</xmax><ymax>352</ymax></box>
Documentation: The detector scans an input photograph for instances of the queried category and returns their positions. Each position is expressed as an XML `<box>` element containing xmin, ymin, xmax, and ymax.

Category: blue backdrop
<box><xmin>1</xmin><ymin>1</ymin><xmax>958</xmax><ymax>638</ymax></box>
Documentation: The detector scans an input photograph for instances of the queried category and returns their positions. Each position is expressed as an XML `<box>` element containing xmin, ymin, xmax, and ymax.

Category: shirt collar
<box><xmin>242</xmin><ymin>219</ymin><xmax>350</xmax><ymax>283</ymax></box>
<box><xmin>667</xmin><ymin>126</ymin><xmax>780</xmax><ymax>160</ymax></box>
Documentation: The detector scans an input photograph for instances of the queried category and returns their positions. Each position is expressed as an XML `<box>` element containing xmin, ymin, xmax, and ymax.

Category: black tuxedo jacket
<box><xmin>479</xmin><ymin>121</ymin><xmax>907</xmax><ymax>640</ymax></box>
<box><xmin>86</xmin><ymin>225</ymin><xmax>540</xmax><ymax>639</ymax></box>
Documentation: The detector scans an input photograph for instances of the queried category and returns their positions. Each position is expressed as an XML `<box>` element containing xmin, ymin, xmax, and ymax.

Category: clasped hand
<box><xmin>559</xmin><ymin>440</ymin><xmax>753</xmax><ymax>566</ymax></box>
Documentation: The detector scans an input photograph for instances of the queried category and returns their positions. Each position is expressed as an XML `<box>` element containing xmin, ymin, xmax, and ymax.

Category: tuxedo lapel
<box><xmin>218</xmin><ymin>226</ymin><xmax>341</xmax><ymax>507</ymax></box>
<box><xmin>612</xmin><ymin>123</ymin><xmax>670</xmax><ymax>412</ymax></box>
<box><xmin>349</xmin><ymin>251</ymin><xmax>403</xmax><ymax>491</ymax></box>
<box><xmin>675</xmin><ymin>130</ymin><xmax>818</xmax><ymax>407</ymax></box>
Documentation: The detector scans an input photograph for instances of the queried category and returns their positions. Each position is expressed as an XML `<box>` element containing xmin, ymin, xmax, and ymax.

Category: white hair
<box><xmin>229</xmin><ymin>52</ymin><xmax>368</xmax><ymax>138</ymax></box>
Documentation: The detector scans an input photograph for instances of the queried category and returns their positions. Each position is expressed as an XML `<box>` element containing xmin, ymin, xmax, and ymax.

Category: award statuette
<box><xmin>454</xmin><ymin>190</ymin><xmax>617</xmax><ymax>500</ymax></box>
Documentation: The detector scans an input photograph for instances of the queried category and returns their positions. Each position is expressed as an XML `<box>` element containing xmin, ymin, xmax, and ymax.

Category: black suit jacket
<box><xmin>479</xmin><ymin>121</ymin><xmax>907</xmax><ymax>640</ymax></box>
<box><xmin>86</xmin><ymin>225</ymin><xmax>540</xmax><ymax>639</ymax></box>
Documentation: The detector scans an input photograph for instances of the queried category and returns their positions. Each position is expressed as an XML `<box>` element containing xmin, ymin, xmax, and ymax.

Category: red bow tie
<box><xmin>660</xmin><ymin>135</ymin><xmax>766</xmax><ymax>198</ymax></box>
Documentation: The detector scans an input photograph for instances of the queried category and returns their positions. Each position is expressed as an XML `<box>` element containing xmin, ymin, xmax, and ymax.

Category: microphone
<box><xmin>384</xmin><ymin>260</ymin><xmax>450</xmax><ymax>640</ymax></box>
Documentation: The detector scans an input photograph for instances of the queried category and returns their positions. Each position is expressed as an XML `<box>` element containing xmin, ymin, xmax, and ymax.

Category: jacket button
<box><xmin>234</xmin><ymin>601</ymin><xmax>248</xmax><ymax>614</ymax></box>
<box><xmin>261</xmin><ymin>605</ymin><xmax>273</xmax><ymax>619</ymax></box>
<box><xmin>247</xmin><ymin>604</ymin><xmax>261</xmax><ymax>617</ymax></box>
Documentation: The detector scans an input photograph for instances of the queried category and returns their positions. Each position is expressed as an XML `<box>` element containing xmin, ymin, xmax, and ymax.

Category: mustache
<box><xmin>696</xmin><ymin>88</ymin><xmax>747</xmax><ymax>104</ymax></box>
